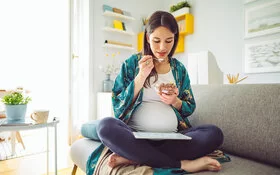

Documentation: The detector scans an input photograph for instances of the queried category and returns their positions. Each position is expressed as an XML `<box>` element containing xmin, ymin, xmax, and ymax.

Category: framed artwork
<box><xmin>244</xmin><ymin>38</ymin><xmax>280</xmax><ymax>73</ymax></box>
<box><xmin>244</xmin><ymin>0</ymin><xmax>280</xmax><ymax>38</ymax></box>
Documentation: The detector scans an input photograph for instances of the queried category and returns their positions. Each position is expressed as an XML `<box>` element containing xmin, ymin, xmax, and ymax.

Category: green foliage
<box><xmin>142</xmin><ymin>17</ymin><xmax>148</xmax><ymax>26</ymax></box>
<box><xmin>170</xmin><ymin>1</ymin><xmax>191</xmax><ymax>12</ymax></box>
<box><xmin>1</xmin><ymin>91</ymin><xmax>32</xmax><ymax>105</ymax></box>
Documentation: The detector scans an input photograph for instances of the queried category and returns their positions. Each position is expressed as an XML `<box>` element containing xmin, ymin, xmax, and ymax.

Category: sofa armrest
<box><xmin>70</xmin><ymin>138</ymin><xmax>101</xmax><ymax>172</ymax></box>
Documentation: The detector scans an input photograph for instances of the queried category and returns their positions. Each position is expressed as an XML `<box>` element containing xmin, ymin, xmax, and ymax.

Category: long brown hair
<box><xmin>143</xmin><ymin>11</ymin><xmax>179</xmax><ymax>88</ymax></box>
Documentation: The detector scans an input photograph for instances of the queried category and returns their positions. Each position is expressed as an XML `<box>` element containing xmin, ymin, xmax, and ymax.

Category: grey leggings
<box><xmin>96</xmin><ymin>117</ymin><xmax>223</xmax><ymax>168</ymax></box>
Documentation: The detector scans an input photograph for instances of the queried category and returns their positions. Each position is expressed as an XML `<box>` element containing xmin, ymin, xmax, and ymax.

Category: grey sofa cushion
<box><xmin>189</xmin><ymin>84</ymin><xmax>280</xmax><ymax>167</ymax></box>
<box><xmin>71</xmin><ymin>140</ymin><xmax>280</xmax><ymax>174</ymax></box>
<box><xmin>193</xmin><ymin>154</ymin><xmax>280</xmax><ymax>175</ymax></box>
<box><xmin>70</xmin><ymin>138</ymin><xmax>101</xmax><ymax>172</ymax></box>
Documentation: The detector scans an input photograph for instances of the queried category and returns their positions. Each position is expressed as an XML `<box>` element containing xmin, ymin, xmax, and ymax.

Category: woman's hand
<box><xmin>138</xmin><ymin>55</ymin><xmax>154</xmax><ymax>80</ymax></box>
<box><xmin>133</xmin><ymin>55</ymin><xmax>154</xmax><ymax>102</ymax></box>
<box><xmin>158</xmin><ymin>87</ymin><xmax>179</xmax><ymax>105</ymax></box>
<box><xmin>158</xmin><ymin>88</ymin><xmax>182</xmax><ymax>110</ymax></box>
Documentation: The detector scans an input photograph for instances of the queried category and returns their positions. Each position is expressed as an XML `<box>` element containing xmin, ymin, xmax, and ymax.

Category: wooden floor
<box><xmin>0</xmin><ymin>151</ymin><xmax>85</xmax><ymax>175</ymax></box>
<box><xmin>0</xmin><ymin>129</ymin><xmax>85</xmax><ymax>175</ymax></box>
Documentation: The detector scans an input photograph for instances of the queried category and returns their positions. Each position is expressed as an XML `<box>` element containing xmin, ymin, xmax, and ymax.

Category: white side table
<box><xmin>0</xmin><ymin>119</ymin><xmax>59</xmax><ymax>175</ymax></box>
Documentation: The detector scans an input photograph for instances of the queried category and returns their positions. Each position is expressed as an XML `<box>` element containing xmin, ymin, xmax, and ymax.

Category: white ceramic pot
<box><xmin>172</xmin><ymin>7</ymin><xmax>190</xmax><ymax>17</ymax></box>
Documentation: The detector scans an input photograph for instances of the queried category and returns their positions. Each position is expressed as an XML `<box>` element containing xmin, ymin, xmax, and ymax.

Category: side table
<box><xmin>0</xmin><ymin>118</ymin><xmax>59</xmax><ymax>175</ymax></box>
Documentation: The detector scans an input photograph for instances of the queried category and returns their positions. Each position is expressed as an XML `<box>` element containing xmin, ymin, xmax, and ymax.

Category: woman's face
<box><xmin>147</xmin><ymin>26</ymin><xmax>174</xmax><ymax>60</ymax></box>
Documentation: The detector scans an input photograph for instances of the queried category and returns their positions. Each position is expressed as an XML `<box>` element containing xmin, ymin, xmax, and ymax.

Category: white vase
<box><xmin>171</xmin><ymin>7</ymin><xmax>190</xmax><ymax>17</ymax></box>
<box><xmin>103</xmin><ymin>74</ymin><xmax>114</xmax><ymax>92</ymax></box>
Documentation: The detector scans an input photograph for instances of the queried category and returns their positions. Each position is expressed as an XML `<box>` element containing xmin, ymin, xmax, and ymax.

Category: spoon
<box><xmin>153</xmin><ymin>57</ymin><xmax>165</xmax><ymax>62</ymax></box>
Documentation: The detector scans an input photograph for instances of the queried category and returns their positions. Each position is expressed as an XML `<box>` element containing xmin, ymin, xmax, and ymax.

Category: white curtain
<box><xmin>69</xmin><ymin>0</ymin><xmax>90</xmax><ymax>144</ymax></box>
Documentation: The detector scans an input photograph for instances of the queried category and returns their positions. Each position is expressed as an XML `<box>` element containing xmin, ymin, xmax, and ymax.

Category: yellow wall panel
<box><xmin>137</xmin><ymin>32</ymin><xmax>144</xmax><ymax>52</ymax></box>
<box><xmin>175</xmin><ymin>34</ymin><xmax>185</xmax><ymax>53</ymax></box>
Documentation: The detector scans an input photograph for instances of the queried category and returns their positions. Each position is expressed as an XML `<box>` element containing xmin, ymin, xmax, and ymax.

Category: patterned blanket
<box><xmin>92</xmin><ymin>146</ymin><xmax>231</xmax><ymax>175</ymax></box>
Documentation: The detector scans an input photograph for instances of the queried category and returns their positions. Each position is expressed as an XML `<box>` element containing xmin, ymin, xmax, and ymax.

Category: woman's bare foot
<box><xmin>108</xmin><ymin>153</ymin><xmax>136</xmax><ymax>168</ymax></box>
<box><xmin>181</xmin><ymin>156</ymin><xmax>222</xmax><ymax>172</ymax></box>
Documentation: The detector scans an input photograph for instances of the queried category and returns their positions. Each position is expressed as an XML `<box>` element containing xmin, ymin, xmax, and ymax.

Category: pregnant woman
<box><xmin>97</xmin><ymin>10</ymin><xmax>224</xmax><ymax>173</ymax></box>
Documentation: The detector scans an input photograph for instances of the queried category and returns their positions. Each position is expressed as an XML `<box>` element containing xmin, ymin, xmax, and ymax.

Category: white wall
<box><xmin>181</xmin><ymin>0</ymin><xmax>280</xmax><ymax>84</ymax></box>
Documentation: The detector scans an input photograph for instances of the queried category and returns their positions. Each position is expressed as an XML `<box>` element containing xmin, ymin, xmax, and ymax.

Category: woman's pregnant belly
<box><xmin>128</xmin><ymin>101</ymin><xmax>178</xmax><ymax>132</ymax></box>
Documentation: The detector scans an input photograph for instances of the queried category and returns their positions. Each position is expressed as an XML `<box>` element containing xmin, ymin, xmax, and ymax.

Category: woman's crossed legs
<box><xmin>96</xmin><ymin>117</ymin><xmax>224</xmax><ymax>172</ymax></box>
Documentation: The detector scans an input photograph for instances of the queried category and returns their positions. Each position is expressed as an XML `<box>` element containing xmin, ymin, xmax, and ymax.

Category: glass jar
<box><xmin>103</xmin><ymin>74</ymin><xmax>114</xmax><ymax>92</ymax></box>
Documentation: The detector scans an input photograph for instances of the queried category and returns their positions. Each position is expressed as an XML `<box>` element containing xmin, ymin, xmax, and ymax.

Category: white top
<box><xmin>128</xmin><ymin>70</ymin><xmax>178</xmax><ymax>132</ymax></box>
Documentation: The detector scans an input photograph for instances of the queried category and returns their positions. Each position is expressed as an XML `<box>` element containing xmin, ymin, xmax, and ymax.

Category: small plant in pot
<box><xmin>1</xmin><ymin>91</ymin><xmax>32</xmax><ymax>121</ymax></box>
<box><xmin>170</xmin><ymin>1</ymin><xmax>191</xmax><ymax>16</ymax></box>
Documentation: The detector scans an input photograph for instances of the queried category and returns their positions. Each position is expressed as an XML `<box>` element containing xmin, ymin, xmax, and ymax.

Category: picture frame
<box><xmin>244</xmin><ymin>38</ymin><xmax>280</xmax><ymax>73</ymax></box>
<box><xmin>244</xmin><ymin>0</ymin><xmax>280</xmax><ymax>38</ymax></box>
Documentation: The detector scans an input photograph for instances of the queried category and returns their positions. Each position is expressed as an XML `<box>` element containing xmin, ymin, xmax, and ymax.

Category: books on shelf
<box><xmin>113</xmin><ymin>20</ymin><xmax>126</xmax><ymax>31</ymax></box>
<box><xmin>105</xmin><ymin>40</ymin><xmax>132</xmax><ymax>47</ymax></box>
<box><xmin>102</xmin><ymin>4</ymin><xmax>132</xmax><ymax>17</ymax></box>
<box><xmin>102</xmin><ymin>4</ymin><xmax>135</xmax><ymax>52</ymax></box>
<box><xmin>112</xmin><ymin>7</ymin><xmax>123</xmax><ymax>15</ymax></box>
<box><xmin>122</xmin><ymin>22</ymin><xmax>126</xmax><ymax>31</ymax></box>
<box><xmin>103</xmin><ymin>44</ymin><xmax>135</xmax><ymax>51</ymax></box>
<box><xmin>103</xmin><ymin>4</ymin><xmax>113</xmax><ymax>12</ymax></box>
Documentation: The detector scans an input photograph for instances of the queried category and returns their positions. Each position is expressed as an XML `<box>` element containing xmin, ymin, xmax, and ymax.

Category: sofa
<box><xmin>70</xmin><ymin>84</ymin><xmax>280</xmax><ymax>175</ymax></box>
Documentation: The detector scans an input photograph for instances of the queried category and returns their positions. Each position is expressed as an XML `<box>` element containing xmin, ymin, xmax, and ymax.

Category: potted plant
<box><xmin>1</xmin><ymin>90</ymin><xmax>31</xmax><ymax>121</ymax></box>
<box><xmin>170</xmin><ymin>1</ymin><xmax>191</xmax><ymax>17</ymax></box>
<box><xmin>141</xmin><ymin>17</ymin><xmax>148</xmax><ymax>31</ymax></box>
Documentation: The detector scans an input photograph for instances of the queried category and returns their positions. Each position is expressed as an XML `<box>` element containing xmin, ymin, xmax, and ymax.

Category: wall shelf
<box><xmin>137</xmin><ymin>32</ymin><xmax>144</xmax><ymax>52</ymax></box>
<box><xmin>174</xmin><ymin>13</ymin><xmax>194</xmax><ymax>53</ymax></box>
<box><xmin>103</xmin><ymin>8</ymin><xmax>136</xmax><ymax>52</ymax></box>
<box><xmin>175</xmin><ymin>13</ymin><xmax>194</xmax><ymax>35</ymax></box>
<box><xmin>103</xmin><ymin>27</ymin><xmax>135</xmax><ymax>36</ymax></box>
<box><xmin>103</xmin><ymin>43</ymin><xmax>135</xmax><ymax>51</ymax></box>
<box><xmin>103</xmin><ymin>11</ymin><xmax>135</xmax><ymax>21</ymax></box>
